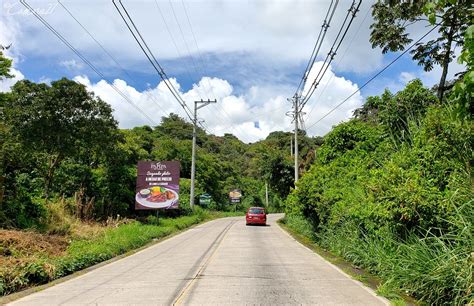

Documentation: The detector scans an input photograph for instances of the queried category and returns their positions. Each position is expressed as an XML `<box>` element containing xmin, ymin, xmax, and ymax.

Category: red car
<box><xmin>246</xmin><ymin>207</ymin><xmax>267</xmax><ymax>225</ymax></box>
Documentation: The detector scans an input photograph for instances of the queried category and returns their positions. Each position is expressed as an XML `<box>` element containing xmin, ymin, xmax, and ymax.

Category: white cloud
<box><xmin>0</xmin><ymin>18</ymin><xmax>25</xmax><ymax>92</ymax></box>
<box><xmin>2</xmin><ymin>0</ymin><xmax>385</xmax><ymax>76</ymax></box>
<box><xmin>399</xmin><ymin>72</ymin><xmax>416</xmax><ymax>84</ymax></box>
<box><xmin>59</xmin><ymin>59</ymin><xmax>83</xmax><ymax>71</ymax></box>
<box><xmin>0</xmin><ymin>67</ymin><xmax>24</xmax><ymax>92</ymax></box>
<box><xmin>70</xmin><ymin>60</ymin><xmax>360</xmax><ymax>142</ymax></box>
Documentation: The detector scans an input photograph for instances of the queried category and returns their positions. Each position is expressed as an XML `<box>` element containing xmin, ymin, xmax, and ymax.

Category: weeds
<box><xmin>284</xmin><ymin>212</ymin><xmax>473</xmax><ymax>305</ymax></box>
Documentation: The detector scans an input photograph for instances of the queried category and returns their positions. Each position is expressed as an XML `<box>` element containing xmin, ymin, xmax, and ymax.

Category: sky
<box><xmin>0</xmin><ymin>0</ymin><xmax>466</xmax><ymax>143</ymax></box>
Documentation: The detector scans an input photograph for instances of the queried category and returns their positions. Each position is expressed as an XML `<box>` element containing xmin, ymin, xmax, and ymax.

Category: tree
<box><xmin>0</xmin><ymin>46</ymin><xmax>13</xmax><ymax>80</ymax></box>
<box><xmin>4</xmin><ymin>78</ymin><xmax>118</xmax><ymax>199</ymax></box>
<box><xmin>370</xmin><ymin>0</ymin><xmax>471</xmax><ymax>101</ymax></box>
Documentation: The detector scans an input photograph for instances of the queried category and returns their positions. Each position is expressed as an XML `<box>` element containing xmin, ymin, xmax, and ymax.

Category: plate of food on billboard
<box><xmin>135</xmin><ymin>161</ymin><xmax>180</xmax><ymax>209</ymax></box>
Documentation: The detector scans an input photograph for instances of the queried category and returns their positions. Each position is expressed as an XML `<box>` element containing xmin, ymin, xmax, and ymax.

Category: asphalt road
<box><xmin>9</xmin><ymin>214</ymin><xmax>388</xmax><ymax>305</ymax></box>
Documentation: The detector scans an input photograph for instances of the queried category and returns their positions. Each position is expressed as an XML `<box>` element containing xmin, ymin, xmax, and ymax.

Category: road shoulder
<box><xmin>276</xmin><ymin>218</ymin><xmax>392</xmax><ymax>305</ymax></box>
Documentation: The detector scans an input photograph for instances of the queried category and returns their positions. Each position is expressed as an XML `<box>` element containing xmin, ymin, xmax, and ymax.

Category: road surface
<box><xmin>9</xmin><ymin>214</ymin><xmax>387</xmax><ymax>305</ymax></box>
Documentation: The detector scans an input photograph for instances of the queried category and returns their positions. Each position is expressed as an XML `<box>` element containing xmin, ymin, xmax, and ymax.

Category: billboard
<box><xmin>229</xmin><ymin>189</ymin><xmax>242</xmax><ymax>204</ymax></box>
<box><xmin>135</xmin><ymin>161</ymin><xmax>180</xmax><ymax>210</ymax></box>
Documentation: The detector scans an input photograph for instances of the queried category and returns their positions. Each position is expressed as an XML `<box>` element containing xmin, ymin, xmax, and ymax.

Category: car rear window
<box><xmin>249</xmin><ymin>208</ymin><xmax>264</xmax><ymax>214</ymax></box>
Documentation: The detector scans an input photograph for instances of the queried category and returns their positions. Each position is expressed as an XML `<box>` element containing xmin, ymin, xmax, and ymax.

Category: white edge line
<box><xmin>275</xmin><ymin>216</ymin><xmax>390</xmax><ymax>305</ymax></box>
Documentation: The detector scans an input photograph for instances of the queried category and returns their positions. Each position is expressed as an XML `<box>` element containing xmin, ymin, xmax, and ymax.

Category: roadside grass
<box><xmin>0</xmin><ymin>208</ymin><xmax>242</xmax><ymax>296</ymax></box>
<box><xmin>278</xmin><ymin>215</ymin><xmax>416</xmax><ymax>306</ymax></box>
<box><xmin>279</xmin><ymin>212</ymin><xmax>473</xmax><ymax>305</ymax></box>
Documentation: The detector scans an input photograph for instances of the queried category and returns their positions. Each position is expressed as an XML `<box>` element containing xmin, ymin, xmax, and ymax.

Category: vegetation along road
<box><xmin>8</xmin><ymin>215</ymin><xmax>387</xmax><ymax>305</ymax></box>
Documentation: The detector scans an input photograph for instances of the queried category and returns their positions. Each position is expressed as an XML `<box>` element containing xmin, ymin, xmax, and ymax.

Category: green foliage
<box><xmin>0</xmin><ymin>50</ymin><xmax>12</xmax><ymax>80</ymax></box>
<box><xmin>370</xmin><ymin>0</ymin><xmax>471</xmax><ymax>100</ymax></box>
<box><xmin>286</xmin><ymin>74</ymin><xmax>473</xmax><ymax>303</ymax></box>
<box><xmin>378</xmin><ymin>79</ymin><xmax>438</xmax><ymax>142</ymax></box>
<box><xmin>0</xmin><ymin>73</ymin><xmax>315</xmax><ymax>226</ymax></box>
<box><xmin>3</xmin><ymin>79</ymin><xmax>118</xmax><ymax>199</ymax></box>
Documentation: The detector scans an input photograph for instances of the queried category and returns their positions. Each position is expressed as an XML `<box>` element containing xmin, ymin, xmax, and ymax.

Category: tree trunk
<box><xmin>44</xmin><ymin>154</ymin><xmax>62</xmax><ymax>200</ymax></box>
<box><xmin>437</xmin><ymin>14</ymin><xmax>456</xmax><ymax>102</ymax></box>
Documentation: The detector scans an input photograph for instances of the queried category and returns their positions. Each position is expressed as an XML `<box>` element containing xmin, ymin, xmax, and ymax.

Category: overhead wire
<box><xmin>305</xmin><ymin>25</ymin><xmax>439</xmax><ymax>131</ymax></box>
<box><xmin>178</xmin><ymin>0</ymin><xmax>250</xmax><ymax>138</ymax></box>
<box><xmin>294</xmin><ymin>0</ymin><xmax>339</xmax><ymax>97</ymax></box>
<box><xmin>180</xmin><ymin>0</ymin><xmax>215</xmax><ymax>99</ymax></box>
<box><xmin>115</xmin><ymin>0</ymin><xmax>220</xmax><ymax>135</ymax></box>
<box><xmin>113</xmin><ymin>0</ymin><xmax>198</xmax><ymax>126</ymax></box>
<box><xmin>301</xmin><ymin>0</ymin><xmax>362</xmax><ymax>108</ymax></box>
<box><xmin>57</xmin><ymin>0</ymin><xmax>170</xmax><ymax>122</ymax></box>
<box><xmin>304</xmin><ymin>5</ymin><xmax>371</xmax><ymax>120</ymax></box>
<box><xmin>19</xmin><ymin>0</ymin><xmax>157</xmax><ymax>125</ymax></box>
<box><xmin>153</xmin><ymin>0</ymin><xmax>202</xmax><ymax>101</ymax></box>
<box><xmin>168</xmin><ymin>0</ymin><xmax>203</xmax><ymax>85</ymax></box>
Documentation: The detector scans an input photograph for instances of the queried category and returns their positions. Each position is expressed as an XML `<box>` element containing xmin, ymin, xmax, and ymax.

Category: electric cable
<box><xmin>304</xmin><ymin>5</ymin><xmax>371</xmax><ymax>120</ymax></box>
<box><xmin>305</xmin><ymin>25</ymin><xmax>439</xmax><ymax>131</ymax></box>
<box><xmin>295</xmin><ymin>0</ymin><xmax>339</xmax><ymax>97</ymax></box>
<box><xmin>301</xmin><ymin>0</ymin><xmax>362</xmax><ymax>107</ymax></box>
<box><xmin>58</xmin><ymin>0</ymin><xmax>169</xmax><ymax>121</ymax></box>
<box><xmin>20</xmin><ymin>0</ymin><xmax>157</xmax><ymax>125</ymax></box>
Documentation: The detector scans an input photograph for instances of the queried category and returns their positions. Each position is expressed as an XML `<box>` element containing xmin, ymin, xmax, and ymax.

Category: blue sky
<box><xmin>0</xmin><ymin>0</ymin><xmax>465</xmax><ymax>142</ymax></box>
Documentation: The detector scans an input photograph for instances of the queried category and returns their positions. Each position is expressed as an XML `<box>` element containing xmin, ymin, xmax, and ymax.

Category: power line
<box><xmin>305</xmin><ymin>4</ymin><xmax>371</xmax><ymax>120</ymax></box>
<box><xmin>164</xmin><ymin>0</ymin><xmax>206</xmax><ymax>103</ymax></box>
<box><xmin>306</xmin><ymin>25</ymin><xmax>439</xmax><ymax>131</ymax></box>
<box><xmin>168</xmin><ymin>0</ymin><xmax>203</xmax><ymax>87</ymax></box>
<box><xmin>180</xmin><ymin>0</ymin><xmax>215</xmax><ymax>99</ymax></box>
<box><xmin>301</xmin><ymin>0</ymin><xmax>362</xmax><ymax>107</ymax></box>
<box><xmin>113</xmin><ymin>0</ymin><xmax>195</xmax><ymax>123</ymax></box>
<box><xmin>294</xmin><ymin>0</ymin><xmax>339</xmax><ymax>97</ymax></box>
<box><xmin>178</xmin><ymin>0</ymin><xmax>247</xmax><ymax>139</ymax></box>
<box><xmin>153</xmin><ymin>0</ymin><xmax>201</xmax><ymax>101</ymax></box>
<box><xmin>19</xmin><ymin>0</ymin><xmax>157</xmax><ymax>126</ymax></box>
<box><xmin>57</xmin><ymin>0</ymin><xmax>169</xmax><ymax>122</ymax></box>
<box><xmin>114</xmin><ymin>0</ymin><xmax>219</xmax><ymax>135</ymax></box>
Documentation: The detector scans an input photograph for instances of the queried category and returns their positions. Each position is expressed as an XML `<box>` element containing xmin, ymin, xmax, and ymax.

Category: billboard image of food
<box><xmin>135</xmin><ymin>161</ymin><xmax>180</xmax><ymax>210</ymax></box>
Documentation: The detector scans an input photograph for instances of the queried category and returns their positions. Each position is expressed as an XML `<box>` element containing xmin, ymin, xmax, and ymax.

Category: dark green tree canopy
<box><xmin>0</xmin><ymin>46</ymin><xmax>13</xmax><ymax>80</ymax></box>
<box><xmin>4</xmin><ymin>78</ymin><xmax>118</xmax><ymax>197</ymax></box>
<box><xmin>370</xmin><ymin>0</ymin><xmax>471</xmax><ymax>101</ymax></box>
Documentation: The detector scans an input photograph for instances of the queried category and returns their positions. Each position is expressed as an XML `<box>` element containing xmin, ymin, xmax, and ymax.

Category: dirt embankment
<box><xmin>0</xmin><ymin>230</ymin><xmax>69</xmax><ymax>267</ymax></box>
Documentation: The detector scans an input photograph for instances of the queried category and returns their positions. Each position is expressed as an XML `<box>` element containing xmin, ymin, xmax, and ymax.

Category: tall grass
<box><xmin>283</xmin><ymin>204</ymin><xmax>473</xmax><ymax>305</ymax></box>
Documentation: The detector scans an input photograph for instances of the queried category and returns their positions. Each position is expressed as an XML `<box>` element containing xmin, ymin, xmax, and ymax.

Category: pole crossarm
<box><xmin>196</xmin><ymin>99</ymin><xmax>217</xmax><ymax>111</ymax></box>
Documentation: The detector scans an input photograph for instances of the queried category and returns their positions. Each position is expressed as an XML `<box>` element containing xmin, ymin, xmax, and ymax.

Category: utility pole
<box><xmin>190</xmin><ymin>99</ymin><xmax>217</xmax><ymax>210</ymax></box>
<box><xmin>265</xmin><ymin>182</ymin><xmax>269</xmax><ymax>207</ymax></box>
<box><xmin>294</xmin><ymin>95</ymin><xmax>299</xmax><ymax>185</ymax></box>
<box><xmin>287</xmin><ymin>94</ymin><xmax>303</xmax><ymax>188</ymax></box>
